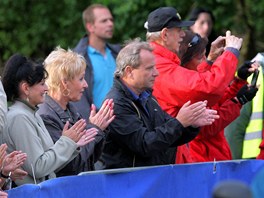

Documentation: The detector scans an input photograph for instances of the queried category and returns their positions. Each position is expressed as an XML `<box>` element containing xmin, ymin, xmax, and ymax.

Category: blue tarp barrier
<box><xmin>7</xmin><ymin>160</ymin><xmax>264</xmax><ymax>198</ymax></box>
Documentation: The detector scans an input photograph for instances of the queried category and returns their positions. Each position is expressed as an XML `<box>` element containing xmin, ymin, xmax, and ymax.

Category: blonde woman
<box><xmin>38</xmin><ymin>47</ymin><xmax>114</xmax><ymax>176</ymax></box>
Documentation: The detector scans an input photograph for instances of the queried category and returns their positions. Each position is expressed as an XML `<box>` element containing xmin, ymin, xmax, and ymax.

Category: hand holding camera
<box><xmin>235</xmin><ymin>84</ymin><xmax>258</xmax><ymax>105</ymax></box>
<box><xmin>225</xmin><ymin>30</ymin><xmax>243</xmax><ymax>50</ymax></box>
<box><xmin>237</xmin><ymin>61</ymin><xmax>260</xmax><ymax>81</ymax></box>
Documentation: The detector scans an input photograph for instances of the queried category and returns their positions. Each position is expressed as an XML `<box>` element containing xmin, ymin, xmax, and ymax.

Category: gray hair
<box><xmin>115</xmin><ymin>39</ymin><xmax>153</xmax><ymax>78</ymax></box>
<box><xmin>146</xmin><ymin>31</ymin><xmax>161</xmax><ymax>42</ymax></box>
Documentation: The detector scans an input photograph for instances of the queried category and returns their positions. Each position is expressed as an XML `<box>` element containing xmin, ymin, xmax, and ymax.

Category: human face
<box><xmin>28</xmin><ymin>80</ymin><xmax>48</xmax><ymax>106</ymax></box>
<box><xmin>130</xmin><ymin>49</ymin><xmax>159</xmax><ymax>94</ymax></box>
<box><xmin>66</xmin><ymin>71</ymin><xmax>88</xmax><ymax>102</ymax></box>
<box><xmin>165</xmin><ymin>27</ymin><xmax>185</xmax><ymax>54</ymax></box>
<box><xmin>185</xmin><ymin>49</ymin><xmax>206</xmax><ymax>71</ymax></box>
<box><xmin>89</xmin><ymin>8</ymin><xmax>114</xmax><ymax>40</ymax></box>
<box><xmin>190</xmin><ymin>13</ymin><xmax>213</xmax><ymax>38</ymax></box>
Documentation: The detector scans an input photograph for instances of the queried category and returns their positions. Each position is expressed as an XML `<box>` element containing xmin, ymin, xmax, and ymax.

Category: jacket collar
<box><xmin>114</xmin><ymin>77</ymin><xmax>152</xmax><ymax>101</ymax></box>
<box><xmin>16</xmin><ymin>99</ymin><xmax>38</xmax><ymax>111</ymax></box>
<box><xmin>44</xmin><ymin>95</ymin><xmax>80</xmax><ymax>123</ymax></box>
<box><xmin>150</xmin><ymin>41</ymin><xmax>181</xmax><ymax>64</ymax></box>
<box><xmin>14</xmin><ymin>99</ymin><xmax>38</xmax><ymax>113</ymax></box>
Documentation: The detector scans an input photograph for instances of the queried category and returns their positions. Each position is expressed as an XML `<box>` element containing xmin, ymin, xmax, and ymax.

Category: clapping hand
<box><xmin>176</xmin><ymin>100</ymin><xmax>219</xmax><ymax>128</ymax></box>
<box><xmin>76</xmin><ymin>128</ymin><xmax>98</xmax><ymax>147</ymax></box>
<box><xmin>89</xmin><ymin>99</ymin><xmax>115</xmax><ymax>130</ymax></box>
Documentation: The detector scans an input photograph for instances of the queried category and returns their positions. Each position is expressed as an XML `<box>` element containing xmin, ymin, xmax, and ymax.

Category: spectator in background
<box><xmin>101</xmin><ymin>39</ymin><xmax>219</xmax><ymax>169</ymax></box>
<box><xmin>188</xmin><ymin>7</ymin><xmax>217</xmax><ymax>56</ymax></box>
<box><xmin>145</xmin><ymin>6</ymin><xmax>243</xmax><ymax>163</ymax></box>
<box><xmin>73</xmin><ymin>4</ymin><xmax>121</xmax><ymax>120</ymax></box>
<box><xmin>2</xmin><ymin>54</ymin><xmax>96</xmax><ymax>186</ymax></box>
<box><xmin>38</xmin><ymin>47</ymin><xmax>115</xmax><ymax>176</ymax></box>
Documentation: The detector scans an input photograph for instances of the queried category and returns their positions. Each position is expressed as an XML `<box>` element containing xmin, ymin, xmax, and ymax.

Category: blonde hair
<box><xmin>44</xmin><ymin>47</ymin><xmax>86</xmax><ymax>94</ymax></box>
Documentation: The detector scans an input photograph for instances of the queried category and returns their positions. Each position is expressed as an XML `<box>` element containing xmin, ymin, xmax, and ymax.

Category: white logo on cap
<box><xmin>144</xmin><ymin>21</ymin><xmax>148</xmax><ymax>29</ymax></box>
<box><xmin>176</xmin><ymin>13</ymin><xmax>181</xmax><ymax>20</ymax></box>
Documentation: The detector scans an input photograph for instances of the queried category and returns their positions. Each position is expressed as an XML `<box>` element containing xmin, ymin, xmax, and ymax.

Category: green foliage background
<box><xmin>0</xmin><ymin>0</ymin><xmax>263</xmax><ymax>71</ymax></box>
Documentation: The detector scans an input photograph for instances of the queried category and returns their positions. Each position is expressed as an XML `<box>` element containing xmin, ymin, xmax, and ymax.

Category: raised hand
<box><xmin>89</xmin><ymin>99</ymin><xmax>115</xmax><ymax>130</ymax></box>
<box><xmin>207</xmin><ymin>36</ymin><xmax>225</xmax><ymax>62</ymax></box>
<box><xmin>176</xmin><ymin>101</ymin><xmax>206</xmax><ymax>128</ymax></box>
<box><xmin>237</xmin><ymin>61</ymin><xmax>260</xmax><ymax>80</ymax></box>
<box><xmin>225</xmin><ymin>30</ymin><xmax>243</xmax><ymax>50</ymax></box>
<box><xmin>62</xmin><ymin>119</ymin><xmax>86</xmax><ymax>143</ymax></box>
<box><xmin>236</xmin><ymin>84</ymin><xmax>259</xmax><ymax>105</ymax></box>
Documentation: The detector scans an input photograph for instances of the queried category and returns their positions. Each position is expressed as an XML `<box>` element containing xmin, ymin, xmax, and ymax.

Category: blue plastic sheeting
<box><xmin>251</xmin><ymin>165</ymin><xmax>264</xmax><ymax>198</ymax></box>
<box><xmin>7</xmin><ymin>160</ymin><xmax>264</xmax><ymax>198</ymax></box>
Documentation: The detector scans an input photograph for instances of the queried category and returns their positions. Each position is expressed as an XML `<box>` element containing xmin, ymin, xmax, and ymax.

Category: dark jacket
<box><xmin>101</xmin><ymin>78</ymin><xmax>199</xmax><ymax>169</ymax></box>
<box><xmin>38</xmin><ymin>95</ymin><xmax>105</xmax><ymax>176</ymax></box>
<box><xmin>72</xmin><ymin>35</ymin><xmax>121</xmax><ymax>120</ymax></box>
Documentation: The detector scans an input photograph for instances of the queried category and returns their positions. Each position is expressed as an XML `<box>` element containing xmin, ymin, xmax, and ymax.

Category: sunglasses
<box><xmin>188</xmin><ymin>34</ymin><xmax>201</xmax><ymax>48</ymax></box>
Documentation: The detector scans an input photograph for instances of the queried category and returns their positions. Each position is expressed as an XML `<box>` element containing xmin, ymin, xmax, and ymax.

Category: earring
<box><xmin>26</xmin><ymin>95</ymin><xmax>30</xmax><ymax>103</ymax></box>
<box><xmin>62</xmin><ymin>88</ymin><xmax>70</xmax><ymax>96</ymax></box>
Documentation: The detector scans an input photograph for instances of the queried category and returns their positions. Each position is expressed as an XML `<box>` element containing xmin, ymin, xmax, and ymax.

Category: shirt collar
<box><xmin>124</xmin><ymin>84</ymin><xmax>150</xmax><ymax>102</ymax></box>
<box><xmin>88</xmin><ymin>46</ymin><xmax>110</xmax><ymax>54</ymax></box>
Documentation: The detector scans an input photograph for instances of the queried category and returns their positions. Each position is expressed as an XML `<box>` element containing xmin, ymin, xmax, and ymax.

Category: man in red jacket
<box><xmin>144</xmin><ymin>7</ymin><xmax>243</xmax><ymax>163</ymax></box>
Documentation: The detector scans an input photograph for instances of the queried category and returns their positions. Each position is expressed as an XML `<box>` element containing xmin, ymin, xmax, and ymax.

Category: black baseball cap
<box><xmin>144</xmin><ymin>7</ymin><xmax>195</xmax><ymax>32</ymax></box>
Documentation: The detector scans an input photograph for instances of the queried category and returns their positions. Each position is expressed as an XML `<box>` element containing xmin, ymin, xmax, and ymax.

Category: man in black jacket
<box><xmin>73</xmin><ymin>4</ymin><xmax>121</xmax><ymax>120</ymax></box>
<box><xmin>101</xmin><ymin>40</ymin><xmax>219</xmax><ymax>169</ymax></box>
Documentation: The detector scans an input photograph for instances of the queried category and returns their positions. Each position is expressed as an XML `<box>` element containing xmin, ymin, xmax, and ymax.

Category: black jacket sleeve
<box><xmin>109</xmin><ymin>102</ymin><xmax>198</xmax><ymax>158</ymax></box>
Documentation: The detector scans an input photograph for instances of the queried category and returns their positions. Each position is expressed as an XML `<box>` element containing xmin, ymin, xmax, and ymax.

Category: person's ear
<box><xmin>86</xmin><ymin>22</ymin><xmax>94</xmax><ymax>33</ymax></box>
<box><xmin>124</xmin><ymin>66</ymin><xmax>133</xmax><ymax>78</ymax></box>
<box><xmin>61</xmin><ymin>78</ymin><xmax>69</xmax><ymax>88</ymax></box>
<box><xmin>160</xmin><ymin>28</ymin><xmax>168</xmax><ymax>41</ymax></box>
<box><xmin>20</xmin><ymin>81</ymin><xmax>30</xmax><ymax>96</ymax></box>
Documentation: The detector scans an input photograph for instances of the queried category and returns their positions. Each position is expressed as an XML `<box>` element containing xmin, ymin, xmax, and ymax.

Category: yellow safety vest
<box><xmin>242</xmin><ymin>65</ymin><xmax>263</xmax><ymax>158</ymax></box>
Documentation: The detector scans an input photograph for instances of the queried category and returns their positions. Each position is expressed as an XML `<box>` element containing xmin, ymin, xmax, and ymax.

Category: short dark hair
<box><xmin>2</xmin><ymin>54</ymin><xmax>48</xmax><ymax>102</ymax></box>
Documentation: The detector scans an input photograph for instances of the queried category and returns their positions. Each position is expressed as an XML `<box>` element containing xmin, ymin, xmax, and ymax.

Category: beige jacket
<box><xmin>4</xmin><ymin>100</ymin><xmax>79</xmax><ymax>186</ymax></box>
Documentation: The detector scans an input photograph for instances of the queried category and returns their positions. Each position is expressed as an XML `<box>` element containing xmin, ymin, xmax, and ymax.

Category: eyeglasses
<box><xmin>188</xmin><ymin>34</ymin><xmax>201</xmax><ymax>48</ymax></box>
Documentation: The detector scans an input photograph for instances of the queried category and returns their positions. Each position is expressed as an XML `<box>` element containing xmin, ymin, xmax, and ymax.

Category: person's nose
<box><xmin>83</xmin><ymin>80</ymin><xmax>88</xmax><ymax>88</ymax></box>
<box><xmin>108</xmin><ymin>19</ymin><xmax>114</xmax><ymax>27</ymax></box>
<box><xmin>203</xmin><ymin>23</ymin><xmax>210</xmax><ymax>32</ymax></box>
<box><xmin>44</xmin><ymin>83</ymin><xmax>48</xmax><ymax>91</ymax></box>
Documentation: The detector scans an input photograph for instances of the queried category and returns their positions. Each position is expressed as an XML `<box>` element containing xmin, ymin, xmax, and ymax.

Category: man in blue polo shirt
<box><xmin>73</xmin><ymin>4</ymin><xmax>121</xmax><ymax>120</ymax></box>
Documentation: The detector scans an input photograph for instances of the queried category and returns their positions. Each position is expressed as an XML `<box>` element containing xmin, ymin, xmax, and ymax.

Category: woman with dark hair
<box><xmin>1</xmin><ymin>54</ymin><xmax>97</xmax><ymax>186</ymax></box>
<box><xmin>179</xmin><ymin>30</ymin><xmax>208</xmax><ymax>68</ymax></box>
<box><xmin>176</xmin><ymin>31</ymin><xmax>259</xmax><ymax>163</ymax></box>
<box><xmin>188</xmin><ymin>7</ymin><xmax>217</xmax><ymax>55</ymax></box>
